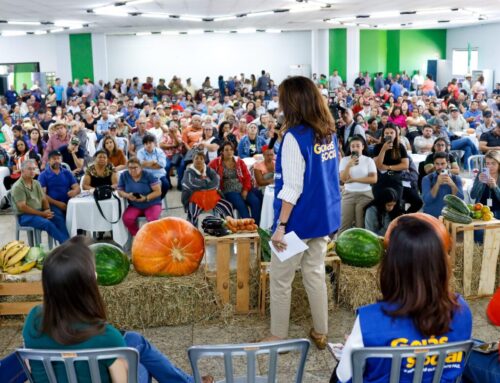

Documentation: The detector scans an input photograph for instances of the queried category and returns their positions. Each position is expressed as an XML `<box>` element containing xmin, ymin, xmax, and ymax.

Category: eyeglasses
<box><xmin>128</xmin><ymin>166</ymin><xmax>140</xmax><ymax>170</ymax></box>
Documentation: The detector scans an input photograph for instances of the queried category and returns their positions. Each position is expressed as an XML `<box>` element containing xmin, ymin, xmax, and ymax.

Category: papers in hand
<box><xmin>327</xmin><ymin>343</ymin><xmax>344</xmax><ymax>361</ymax></box>
<box><xmin>269</xmin><ymin>231</ymin><xmax>309</xmax><ymax>262</ymax></box>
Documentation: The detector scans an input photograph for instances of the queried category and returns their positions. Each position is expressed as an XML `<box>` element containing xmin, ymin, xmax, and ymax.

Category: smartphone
<box><xmin>351</xmin><ymin>151</ymin><xmax>359</xmax><ymax>159</ymax></box>
<box><xmin>133</xmin><ymin>192</ymin><xmax>142</xmax><ymax>199</ymax></box>
<box><xmin>482</xmin><ymin>167</ymin><xmax>490</xmax><ymax>178</ymax></box>
<box><xmin>384</xmin><ymin>135</ymin><xmax>392</xmax><ymax>143</ymax></box>
<box><xmin>473</xmin><ymin>341</ymin><xmax>498</xmax><ymax>354</ymax></box>
<box><xmin>440</xmin><ymin>169</ymin><xmax>449</xmax><ymax>175</ymax></box>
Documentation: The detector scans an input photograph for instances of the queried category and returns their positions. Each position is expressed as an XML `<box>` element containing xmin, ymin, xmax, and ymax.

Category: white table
<box><xmin>260</xmin><ymin>185</ymin><xmax>275</xmax><ymax>230</ymax></box>
<box><xmin>0</xmin><ymin>167</ymin><xmax>10</xmax><ymax>202</ymax></box>
<box><xmin>453</xmin><ymin>131</ymin><xmax>480</xmax><ymax>149</ymax></box>
<box><xmin>409</xmin><ymin>153</ymin><xmax>427</xmax><ymax>169</ymax></box>
<box><xmin>66</xmin><ymin>193</ymin><xmax>128</xmax><ymax>247</ymax></box>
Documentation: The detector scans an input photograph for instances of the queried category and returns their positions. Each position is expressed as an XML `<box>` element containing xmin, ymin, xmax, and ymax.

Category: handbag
<box><xmin>93</xmin><ymin>186</ymin><xmax>122</xmax><ymax>224</ymax></box>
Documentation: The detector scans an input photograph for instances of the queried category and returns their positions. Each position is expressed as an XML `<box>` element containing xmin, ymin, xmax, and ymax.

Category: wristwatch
<box><xmin>277</xmin><ymin>220</ymin><xmax>288</xmax><ymax>230</ymax></box>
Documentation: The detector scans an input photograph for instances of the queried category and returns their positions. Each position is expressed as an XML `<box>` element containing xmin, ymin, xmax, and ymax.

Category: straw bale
<box><xmin>337</xmin><ymin>264</ymin><xmax>380</xmax><ymax>311</ymax></box>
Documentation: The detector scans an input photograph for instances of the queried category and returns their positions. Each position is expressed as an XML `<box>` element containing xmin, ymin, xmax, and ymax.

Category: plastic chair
<box><xmin>467</xmin><ymin>154</ymin><xmax>485</xmax><ymax>177</ymax></box>
<box><xmin>188</xmin><ymin>338</ymin><xmax>310</xmax><ymax>383</ymax></box>
<box><xmin>16</xmin><ymin>347</ymin><xmax>139</xmax><ymax>383</ymax></box>
<box><xmin>351</xmin><ymin>340</ymin><xmax>474</xmax><ymax>383</ymax></box>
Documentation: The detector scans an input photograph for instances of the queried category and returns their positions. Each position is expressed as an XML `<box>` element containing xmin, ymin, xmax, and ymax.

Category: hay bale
<box><xmin>337</xmin><ymin>264</ymin><xmax>380</xmax><ymax>311</ymax></box>
<box><xmin>453</xmin><ymin>243</ymin><xmax>500</xmax><ymax>295</ymax></box>
<box><xmin>99</xmin><ymin>269</ymin><xmax>220</xmax><ymax>330</ymax></box>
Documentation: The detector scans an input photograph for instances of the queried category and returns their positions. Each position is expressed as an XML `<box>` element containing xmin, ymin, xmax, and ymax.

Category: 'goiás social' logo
<box><xmin>313</xmin><ymin>142</ymin><xmax>337</xmax><ymax>162</ymax></box>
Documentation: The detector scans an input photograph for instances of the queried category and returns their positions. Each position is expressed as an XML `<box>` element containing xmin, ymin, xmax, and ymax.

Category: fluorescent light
<box><xmin>94</xmin><ymin>7</ymin><xmax>129</xmax><ymax>16</ymax></box>
<box><xmin>237</xmin><ymin>28</ymin><xmax>256</xmax><ymax>33</ymax></box>
<box><xmin>187</xmin><ymin>29</ymin><xmax>203</xmax><ymax>34</ymax></box>
<box><xmin>370</xmin><ymin>11</ymin><xmax>401</xmax><ymax>18</ymax></box>
<box><xmin>161</xmin><ymin>31</ymin><xmax>179</xmax><ymax>35</ymax></box>
<box><xmin>266</xmin><ymin>29</ymin><xmax>281</xmax><ymax>33</ymax></box>
<box><xmin>68</xmin><ymin>25</ymin><xmax>84</xmax><ymax>30</ymax></box>
<box><xmin>335</xmin><ymin>16</ymin><xmax>356</xmax><ymax>22</ymax></box>
<box><xmin>214</xmin><ymin>15</ymin><xmax>237</xmax><ymax>22</ymax></box>
<box><xmin>358</xmin><ymin>23</ymin><xmax>370</xmax><ymax>28</ymax></box>
<box><xmin>49</xmin><ymin>28</ymin><xmax>65</xmax><ymax>33</ymax></box>
<box><xmin>289</xmin><ymin>5</ymin><xmax>321</xmax><ymax>13</ymax></box>
<box><xmin>417</xmin><ymin>8</ymin><xmax>449</xmax><ymax>15</ymax></box>
<box><xmin>178</xmin><ymin>16</ymin><xmax>203</xmax><ymax>22</ymax></box>
<box><xmin>247</xmin><ymin>11</ymin><xmax>274</xmax><ymax>18</ymax></box>
<box><xmin>127</xmin><ymin>0</ymin><xmax>154</xmax><ymax>5</ymax></box>
<box><xmin>136</xmin><ymin>32</ymin><xmax>151</xmax><ymax>36</ymax></box>
<box><xmin>325</xmin><ymin>19</ymin><xmax>340</xmax><ymax>24</ymax></box>
<box><xmin>7</xmin><ymin>21</ymin><xmax>41</xmax><ymax>26</ymax></box>
<box><xmin>214</xmin><ymin>30</ymin><xmax>231</xmax><ymax>34</ymax></box>
<box><xmin>34</xmin><ymin>30</ymin><xmax>47</xmax><ymax>35</ymax></box>
<box><xmin>342</xmin><ymin>22</ymin><xmax>356</xmax><ymax>26</ymax></box>
<box><xmin>141</xmin><ymin>13</ymin><xmax>170</xmax><ymax>19</ymax></box>
<box><xmin>1</xmin><ymin>30</ymin><xmax>27</xmax><ymax>36</ymax></box>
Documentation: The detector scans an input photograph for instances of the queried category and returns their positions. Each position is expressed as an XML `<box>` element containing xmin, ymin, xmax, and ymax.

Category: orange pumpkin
<box><xmin>384</xmin><ymin>213</ymin><xmax>451</xmax><ymax>253</ymax></box>
<box><xmin>132</xmin><ymin>217</ymin><xmax>205</xmax><ymax>276</ymax></box>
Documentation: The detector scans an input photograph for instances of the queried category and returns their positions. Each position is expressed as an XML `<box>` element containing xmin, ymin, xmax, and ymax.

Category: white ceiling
<box><xmin>0</xmin><ymin>0</ymin><xmax>499</xmax><ymax>35</ymax></box>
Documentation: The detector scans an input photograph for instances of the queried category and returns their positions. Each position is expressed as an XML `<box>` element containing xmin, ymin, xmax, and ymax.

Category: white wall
<box><xmin>92</xmin><ymin>33</ymin><xmax>109</xmax><ymax>82</ymax></box>
<box><xmin>106</xmin><ymin>31</ymin><xmax>311</xmax><ymax>85</ymax></box>
<box><xmin>0</xmin><ymin>34</ymin><xmax>72</xmax><ymax>83</ymax></box>
<box><xmin>346</xmin><ymin>27</ymin><xmax>360</xmax><ymax>87</ymax></box>
<box><xmin>447</xmin><ymin>22</ymin><xmax>500</xmax><ymax>86</ymax></box>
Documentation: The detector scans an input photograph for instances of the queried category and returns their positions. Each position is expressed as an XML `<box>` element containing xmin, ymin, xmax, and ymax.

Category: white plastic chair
<box><xmin>467</xmin><ymin>154</ymin><xmax>485</xmax><ymax>177</ymax></box>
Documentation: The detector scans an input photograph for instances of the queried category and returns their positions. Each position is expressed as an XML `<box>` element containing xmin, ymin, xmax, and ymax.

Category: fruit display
<box><xmin>224</xmin><ymin>216</ymin><xmax>258</xmax><ymax>233</ymax></box>
<box><xmin>201</xmin><ymin>216</ymin><xmax>231</xmax><ymax>237</ymax></box>
<box><xmin>89</xmin><ymin>243</ymin><xmax>130</xmax><ymax>286</ymax></box>
<box><xmin>335</xmin><ymin>228</ymin><xmax>384</xmax><ymax>268</ymax></box>
<box><xmin>441</xmin><ymin>194</ymin><xmax>493</xmax><ymax>223</ymax></box>
<box><xmin>0</xmin><ymin>241</ymin><xmax>40</xmax><ymax>275</ymax></box>
<box><xmin>385</xmin><ymin>213</ymin><xmax>452</xmax><ymax>252</ymax></box>
<box><xmin>132</xmin><ymin>217</ymin><xmax>205</xmax><ymax>277</ymax></box>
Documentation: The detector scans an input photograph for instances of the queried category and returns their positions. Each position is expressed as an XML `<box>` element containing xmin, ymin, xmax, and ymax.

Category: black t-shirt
<box><xmin>424</xmin><ymin>152</ymin><xmax>457</xmax><ymax>167</ymax></box>
<box><xmin>83</xmin><ymin>119</ymin><xmax>96</xmax><ymax>131</ymax></box>
<box><xmin>59</xmin><ymin>144</ymin><xmax>85</xmax><ymax>171</ymax></box>
<box><xmin>479</xmin><ymin>131</ymin><xmax>500</xmax><ymax>148</ymax></box>
<box><xmin>248</xmin><ymin>138</ymin><xmax>257</xmax><ymax>157</ymax></box>
<box><xmin>373</xmin><ymin>143</ymin><xmax>408</xmax><ymax>166</ymax></box>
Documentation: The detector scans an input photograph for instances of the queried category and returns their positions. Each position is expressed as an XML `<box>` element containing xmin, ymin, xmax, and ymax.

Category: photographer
<box><xmin>422</xmin><ymin>152</ymin><xmax>464</xmax><ymax>218</ymax></box>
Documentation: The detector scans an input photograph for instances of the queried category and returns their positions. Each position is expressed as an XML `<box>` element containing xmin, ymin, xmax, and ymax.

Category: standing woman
<box><xmin>45</xmin><ymin>86</ymin><xmax>57</xmax><ymax>114</ymax></box>
<box><xmin>266</xmin><ymin>76</ymin><xmax>341</xmax><ymax>349</ymax></box>
<box><xmin>339</xmin><ymin>136</ymin><xmax>377</xmax><ymax>233</ymax></box>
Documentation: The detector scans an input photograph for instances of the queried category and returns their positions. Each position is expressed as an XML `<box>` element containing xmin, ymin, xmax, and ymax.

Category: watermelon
<box><xmin>89</xmin><ymin>243</ymin><xmax>130</xmax><ymax>286</ymax></box>
<box><xmin>335</xmin><ymin>228</ymin><xmax>384</xmax><ymax>267</ymax></box>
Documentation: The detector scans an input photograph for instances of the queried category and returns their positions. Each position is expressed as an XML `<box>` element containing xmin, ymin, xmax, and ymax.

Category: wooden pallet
<box><xmin>442</xmin><ymin>218</ymin><xmax>500</xmax><ymax>297</ymax></box>
<box><xmin>204</xmin><ymin>232</ymin><xmax>260</xmax><ymax>314</ymax></box>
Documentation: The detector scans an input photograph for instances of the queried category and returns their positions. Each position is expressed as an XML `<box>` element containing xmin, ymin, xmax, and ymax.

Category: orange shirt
<box><xmin>182</xmin><ymin>126</ymin><xmax>203</xmax><ymax>149</ymax></box>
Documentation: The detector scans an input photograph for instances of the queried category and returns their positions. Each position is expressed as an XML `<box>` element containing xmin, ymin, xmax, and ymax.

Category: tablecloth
<box><xmin>0</xmin><ymin>167</ymin><xmax>10</xmax><ymax>202</ymax></box>
<box><xmin>66</xmin><ymin>193</ymin><xmax>128</xmax><ymax>247</ymax></box>
<box><xmin>260</xmin><ymin>185</ymin><xmax>275</xmax><ymax>230</ymax></box>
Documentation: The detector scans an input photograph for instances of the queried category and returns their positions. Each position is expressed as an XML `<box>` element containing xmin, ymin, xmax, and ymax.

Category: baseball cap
<box><xmin>48</xmin><ymin>150</ymin><xmax>62</xmax><ymax>158</ymax></box>
<box><xmin>448</xmin><ymin>105</ymin><xmax>458</xmax><ymax>111</ymax></box>
<box><xmin>70</xmin><ymin>136</ymin><xmax>80</xmax><ymax>145</ymax></box>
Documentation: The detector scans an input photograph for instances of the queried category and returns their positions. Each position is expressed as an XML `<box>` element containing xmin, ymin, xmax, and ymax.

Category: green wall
<box><xmin>399</xmin><ymin>29</ymin><xmax>447</xmax><ymax>74</ymax></box>
<box><xmin>360</xmin><ymin>30</ymin><xmax>387</xmax><ymax>77</ymax></box>
<box><xmin>386</xmin><ymin>30</ymin><xmax>401</xmax><ymax>75</ymax></box>
<box><xmin>69</xmin><ymin>33</ymin><xmax>94</xmax><ymax>81</ymax></box>
<box><xmin>13</xmin><ymin>63</ymin><xmax>37</xmax><ymax>91</ymax></box>
<box><xmin>329</xmin><ymin>28</ymin><xmax>347</xmax><ymax>80</ymax></box>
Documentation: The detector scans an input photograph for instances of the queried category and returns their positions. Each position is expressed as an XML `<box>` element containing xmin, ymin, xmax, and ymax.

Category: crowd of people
<box><xmin>1</xmin><ymin>70</ymin><xmax>500</xmax><ymax>382</ymax></box>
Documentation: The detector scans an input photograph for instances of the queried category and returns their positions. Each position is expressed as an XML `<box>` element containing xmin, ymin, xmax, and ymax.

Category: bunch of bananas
<box><xmin>0</xmin><ymin>241</ymin><xmax>36</xmax><ymax>275</ymax></box>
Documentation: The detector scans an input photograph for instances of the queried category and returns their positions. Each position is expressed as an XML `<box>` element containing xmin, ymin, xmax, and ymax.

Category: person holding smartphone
<box><xmin>117</xmin><ymin>158</ymin><xmax>162</xmax><ymax>236</ymax></box>
<box><xmin>339</xmin><ymin>136</ymin><xmax>377</xmax><ymax>233</ymax></box>
<box><xmin>470</xmin><ymin>150</ymin><xmax>500</xmax><ymax>220</ymax></box>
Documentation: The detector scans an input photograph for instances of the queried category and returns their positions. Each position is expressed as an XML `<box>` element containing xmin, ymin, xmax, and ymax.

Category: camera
<box><xmin>384</xmin><ymin>135</ymin><xmax>392</xmax><ymax>143</ymax></box>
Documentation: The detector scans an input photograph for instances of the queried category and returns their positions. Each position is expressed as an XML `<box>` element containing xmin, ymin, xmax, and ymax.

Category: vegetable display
<box><xmin>0</xmin><ymin>241</ymin><xmax>41</xmax><ymax>275</ymax></box>
<box><xmin>89</xmin><ymin>243</ymin><xmax>130</xmax><ymax>286</ymax></box>
<box><xmin>200</xmin><ymin>216</ymin><xmax>259</xmax><ymax>236</ymax></box>
<box><xmin>441</xmin><ymin>194</ymin><xmax>493</xmax><ymax>224</ymax></box>
<box><xmin>335</xmin><ymin>228</ymin><xmax>384</xmax><ymax>268</ymax></box>
<box><xmin>132</xmin><ymin>217</ymin><xmax>205</xmax><ymax>277</ymax></box>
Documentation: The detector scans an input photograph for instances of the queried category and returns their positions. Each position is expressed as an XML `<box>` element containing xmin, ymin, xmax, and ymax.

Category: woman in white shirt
<box><xmin>339</xmin><ymin>136</ymin><xmax>377</xmax><ymax>233</ymax></box>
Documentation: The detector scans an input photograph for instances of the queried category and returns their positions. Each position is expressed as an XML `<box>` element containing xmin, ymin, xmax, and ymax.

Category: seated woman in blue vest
<box><xmin>333</xmin><ymin>215</ymin><xmax>472</xmax><ymax>382</ymax></box>
<box><xmin>22</xmin><ymin>236</ymin><xmax>213</xmax><ymax>383</ymax></box>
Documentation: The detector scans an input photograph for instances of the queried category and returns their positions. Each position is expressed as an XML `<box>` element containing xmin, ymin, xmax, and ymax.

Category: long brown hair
<box><xmin>103</xmin><ymin>136</ymin><xmax>118</xmax><ymax>157</ymax></box>
<box><xmin>381</xmin><ymin>124</ymin><xmax>401</xmax><ymax>161</ymax></box>
<box><xmin>40</xmin><ymin>236</ymin><xmax>107</xmax><ymax>345</ymax></box>
<box><xmin>380</xmin><ymin>216</ymin><xmax>458</xmax><ymax>337</ymax></box>
<box><xmin>278</xmin><ymin>76</ymin><xmax>335</xmax><ymax>143</ymax></box>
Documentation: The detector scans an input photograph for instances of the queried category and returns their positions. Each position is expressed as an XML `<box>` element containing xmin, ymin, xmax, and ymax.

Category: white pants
<box><xmin>269</xmin><ymin>236</ymin><xmax>329</xmax><ymax>338</ymax></box>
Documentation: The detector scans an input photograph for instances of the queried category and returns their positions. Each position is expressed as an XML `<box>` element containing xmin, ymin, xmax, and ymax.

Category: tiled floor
<box><xmin>0</xmin><ymin>187</ymin><xmax>498</xmax><ymax>382</ymax></box>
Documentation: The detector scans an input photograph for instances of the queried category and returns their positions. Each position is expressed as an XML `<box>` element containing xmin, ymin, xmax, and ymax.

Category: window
<box><xmin>452</xmin><ymin>49</ymin><xmax>478</xmax><ymax>75</ymax></box>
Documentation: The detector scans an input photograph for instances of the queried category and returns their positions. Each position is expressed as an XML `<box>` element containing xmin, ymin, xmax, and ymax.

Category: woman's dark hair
<box><xmin>364</xmin><ymin>187</ymin><xmax>402</xmax><ymax>229</ymax></box>
<box><xmin>218</xmin><ymin>121</ymin><xmax>231</xmax><ymax>140</ymax></box>
<box><xmin>29</xmin><ymin>129</ymin><xmax>44</xmax><ymax>156</ymax></box>
<box><xmin>14</xmin><ymin>138</ymin><xmax>28</xmax><ymax>156</ymax></box>
<box><xmin>94</xmin><ymin>149</ymin><xmax>108</xmax><ymax>158</ymax></box>
<box><xmin>432</xmin><ymin>137</ymin><xmax>450</xmax><ymax>153</ymax></box>
<box><xmin>381</xmin><ymin>125</ymin><xmax>401</xmax><ymax>161</ymax></box>
<box><xmin>380</xmin><ymin>216</ymin><xmax>458</xmax><ymax>337</ymax></box>
<box><xmin>348</xmin><ymin>135</ymin><xmax>369</xmax><ymax>156</ymax></box>
<box><xmin>40</xmin><ymin>236</ymin><xmax>107</xmax><ymax>345</ymax></box>
<box><xmin>102</xmin><ymin>136</ymin><xmax>118</xmax><ymax>156</ymax></box>
<box><xmin>426</xmin><ymin>74</ymin><xmax>433</xmax><ymax>80</ymax></box>
<box><xmin>390</xmin><ymin>106</ymin><xmax>402</xmax><ymax>117</ymax></box>
<box><xmin>279</xmin><ymin>76</ymin><xmax>336</xmax><ymax>144</ymax></box>
<box><xmin>220</xmin><ymin>141</ymin><xmax>235</xmax><ymax>154</ymax></box>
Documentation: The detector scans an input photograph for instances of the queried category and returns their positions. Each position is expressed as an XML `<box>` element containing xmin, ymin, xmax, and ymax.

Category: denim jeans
<box><xmin>18</xmin><ymin>206</ymin><xmax>69</xmax><ymax>245</ymax></box>
<box><xmin>462</xmin><ymin>350</ymin><xmax>500</xmax><ymax>383</ymax></box>
<box><xmin>124</xmin><ymin>331</ymin><xmax>193</xmax><ymax>383</ymax></box>
<box><xmin>451</xmin><ymin>137</ymin><xmax>479</xmax><ymax>170</ymax></box>
<box><xmin>224</xmin><ymin>189</ymin><xmax>263</xmax><ymax>225</ymax></box>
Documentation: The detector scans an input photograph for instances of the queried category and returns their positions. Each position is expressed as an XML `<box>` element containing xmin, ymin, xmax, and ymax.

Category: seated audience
<box><xmin>422</xmin><ymin>152</ymin><xmax>464</xmax><ymax>217</ymax></box>
<box><xmin>423</xmin><ymin>138</ymin><xmax>460</xmax><ymax>176</ymax></box>
<box><xmin>470</xmin><ymin>150</ymin><xmax>500</xmax><ymax>219</ymax></box>
<box><xmin>42</xmin><ymin>120</ymin><xmax>70</xmax><ymax>168</ymax></box>
<box><xmin>11</xmin><ymin>159</ymin><xmax>69</xmax><ymax>244</ymax></box>
<box><xmin>209</xmin><ymin>141</ymin><xmax>262</xmax><ymax>224</ymax></box>
<box><xmin>21</xmin><ymin>237</ymin><xmax>213</xmax><ymax>383</ymax></box>
<box><xmin>479</xmin><ymin>124</ymin><xmax>500</xmax><ymax>153</ymax></box>
<box><xmin>26</xmin><ymin>128</ymin><xmax>46</xmax><ymax>159</ymax></box>
<box><xmin>82</xmin><ymin>150</ymin><xmax>118</xmax><ymax>191</ymax></box>
<box><xmin>218</xmin><ymin>121</ymin><xmax>238</xmax><ymax>153</ymax></box>
<box><xmin>137</xmin><ymin>134</ymin><xmax>169</xmax><ymax>198</ymax></box>
<box><xmin>160</xmin><ymin>121</ymin><xmax>184</xmax><ymax>189</ymax></box>
<box><xmin>129</xmin><ymin>118</ymin><xmax>148</xmax><ymax>157</ymax></box>
<box><xmin>413</xmin><ymin>125</ymin><xmax>435</xmax><ymax>154</ymax></box>
<box><xmin>364</xmin><ymin>187</ymin><xmax>403</xmax><ymax>236</ymax></box>
<box><xmin>58</xmin><ymin>136</ymin><xmax>85</xmax><ymax>177</ymax></box>
<box><xmin>38</xmin><ymin>150</ymin><xmax>80</xmax><ymax>216</ymax></box>
<box><xmin>334</xmin><ymin>215</ymin><xmax>472</xmax><ymax>382</ymax></box>
<box><xmin>237</xmin><ymin>122</ymin><xmax>266</xmax><ymax>159</ymax></box>
<box><xmin>117</xmin><ymin>158</ymin><xmax>162</xmax><ymax>236</ymax></box>
<box><xmin>3</xmin><ymin>138</ymin><xmax>39</xmax><ymax>191</ymax></box>
<box><xmin>199</xmin><ymin>122</ymin><xmax>220</xmax><ymax>163</ymax></box>
<box><xmin>339</xmin><ymin>136</ymin><xmax>377</xmax><ymax>233</ymax></box>
<box><xmin>102</xmin><ymin>135</ymin><xmax>127</xmax><ymax>171</ymax></box>
<box><xmin>181</xmin><ymin>150</ymin><xmax>233</xmax><ymax>227</ymax></box>
<box><xmin>254</xmin><ymin>145</ymin><xmax>275</xmax><ymax>189</ymax></box>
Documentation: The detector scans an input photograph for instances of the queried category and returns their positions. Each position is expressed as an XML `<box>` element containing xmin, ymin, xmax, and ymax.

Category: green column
<box><xmin>329</xmin><ymin>28</ymin><xmax>347</xmax><ymax>79</ymax></box>
<box><xmin>13</xmin><ymin>63</ymin><xmax>37</xmax><ymax>91</ymax></box>
<box><xmin>69</xmin><ymin>33</ymin><xmax>94</xmax><ymax>81</ymax></box>
<box><xmin>360</xmin><ymin>30</ymin><xmax>387</xmax><ymax>77</ymax></box>
<box><xmin>386</xmin><ymin>30</ymin><xmax>401</xmax><ymax>75</ymax></box>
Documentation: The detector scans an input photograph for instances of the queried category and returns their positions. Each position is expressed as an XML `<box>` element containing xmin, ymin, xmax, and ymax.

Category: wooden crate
<box><xmin>0</xmin><ymin>281</ymin><xmax>43</xmax><ymax>316</ymax></box>
<box><xmin>258</xmin><ymin>254</ymin><xmax>341</xmax><ymax>315</ymax></box>
<box><xmin>442</xmin><ymin>218</ymin><xmax>500</xmax><ymax>297</ymax></box>
<box><xmin>203</xmin><ymin>232</ymin><xmax>260</xmax><ymax>314</ymax></box>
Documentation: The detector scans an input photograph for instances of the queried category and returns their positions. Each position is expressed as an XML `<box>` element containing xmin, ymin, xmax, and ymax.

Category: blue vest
<box><xmin>273</xmin><ymin>125</ymin><xmax>341</xmax><ymax>238</ymax></box>
<box><xmin>353</xmin><ymin>296</ymin><xmax>472</xmax><ymax>383</ymax></box>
